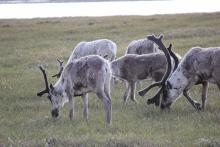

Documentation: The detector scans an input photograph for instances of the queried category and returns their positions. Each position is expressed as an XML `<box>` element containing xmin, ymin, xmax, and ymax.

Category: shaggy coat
<box><xmin>126</xmin><ymin>38</ymin><xmax>159</xmax><ymax>55</ymax></box>
<box><xmin>50</xmin><ymin>55</ymin><xmax>112</xmax><ymax>123</ymax></box>
<box><xmin>163</xmin><ymin>47</ymin><xmax>220</xmax><ymax>110</ymax></box>
<box><xmin>68</xmin><ymin>39</ymin><xmax>117</xmax><ymax>62</ymax></box>
<box><xmin>111</xmin><ymin>53</ymin><xmax>176</xmax><ymax>102</ymax></box>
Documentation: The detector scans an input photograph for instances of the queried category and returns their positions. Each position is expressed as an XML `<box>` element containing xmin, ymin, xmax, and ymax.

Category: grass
<box><xmin>1</xmin><ymin>12</ymin><xmax>220</xmax><ymax>146</ymax></box>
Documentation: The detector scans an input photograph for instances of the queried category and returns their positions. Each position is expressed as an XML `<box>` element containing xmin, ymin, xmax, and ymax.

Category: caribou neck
<box><xmin>53</xmin><ymin>75</ymin><xmax>67</xmax><ymax>94</ymax></box>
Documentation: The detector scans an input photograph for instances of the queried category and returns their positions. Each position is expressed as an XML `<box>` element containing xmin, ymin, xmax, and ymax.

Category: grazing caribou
<box><xmin>159</xmin><ymin>46</ymin><xmax>220</xmax><ymax>110</ymax></box>
<box><xmin>37</xmin><ymin>55</ymin><xmax>112</xmax><ymax>124</ymax></box>
<box><xmin>111</xmin><ymin>35</ymin><xmax>179</xmax><ymax>104</ymax></box>
<box><xmin>138</xmin><ymin>35</ymin><xmax>220</xmax><ymax>111</ymax></box>
<box><xmin>50</xmin><ymin>39</ymin><xmax>116</xmax><ymax>122</ymax></box>
<box><xmin>52</xmin><ymin>39</ymin><xmax>117</xmax><ymax>81</ymax></box>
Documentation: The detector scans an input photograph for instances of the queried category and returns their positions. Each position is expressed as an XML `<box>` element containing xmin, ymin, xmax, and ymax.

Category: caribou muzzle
<box><xmin>51</xmin><ymin>109</ymin><xmax>59</xmax><ymax>118</ymax></box>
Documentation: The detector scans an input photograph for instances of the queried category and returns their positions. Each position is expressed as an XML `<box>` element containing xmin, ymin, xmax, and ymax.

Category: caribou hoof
<box><xmin>194</xmin><ymin>102</ymin><xmax>202</xmax><ymax>111</ymax></box>
<box><xmin>155</xmin><ymin>98</ymin><xmax>160</xmax><ymax>107</ymax></box>
<box><xmin>138</xmin><ymin>90</ymin><xmax>146</xmax><ymax>97</ymax></box>
<box><xmin>147</xmin><ymin>98</ymin><xmax>155</xmax><ymax>105</ymax></box>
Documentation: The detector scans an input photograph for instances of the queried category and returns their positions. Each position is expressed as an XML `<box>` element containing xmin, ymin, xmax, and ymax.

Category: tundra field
<box><xmin>1</xmin><ymin>13</ymin><xmax>220</xmax><ymax>146</ymax></box>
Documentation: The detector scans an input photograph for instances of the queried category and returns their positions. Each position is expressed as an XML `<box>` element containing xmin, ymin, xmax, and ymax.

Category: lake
<box><xmin>0</xmin><ymin>0</ymin><xmax>219</xmax><ymax>19</ymax></box>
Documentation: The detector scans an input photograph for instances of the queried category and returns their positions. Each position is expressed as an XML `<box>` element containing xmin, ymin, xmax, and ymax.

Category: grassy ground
<box><xmin>1</xmin><ymin>13</ymin><xmax>220</xmax><ymax>146</ymax></box>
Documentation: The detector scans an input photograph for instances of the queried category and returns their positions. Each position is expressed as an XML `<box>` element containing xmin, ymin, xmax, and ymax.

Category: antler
<box><xmin>52</xmin><ymin>59</ymin><xmax>64</xmax><ymax>78</ymax></box>
<box><xmin>138</xmin><ymin>34</ymin><xmax>172</xmax><ymax>105</ymax></box>
<box><xmin>37</xmin><ymin>65</ymin><xmax>50</xmax><ymax>97</ymax></box>
<box><xmin>167</xmin><ymin>44</ymin><xmax>179</xmax><ymax>71</ymax></box>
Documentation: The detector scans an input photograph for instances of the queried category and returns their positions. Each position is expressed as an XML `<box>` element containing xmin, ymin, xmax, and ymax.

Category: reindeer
<box><xmin>37</xmin><ymin>55</ymin><xmax>112</xmax><ymax>124</ymax></box>
<box><xmin>69</xmin><ymin>39</ymin><xmax>117</xmax><ymax>62</ymax></box>
<box><xmin>51</xmin><ymin>40</ymin><xmax>117</xmax><ymax>117</ymax></box>
<box><xmin>124</xmin><ymin>38</ymin><xmax>160</xmax><ymax>87</ymax></box>
<box><xmin>125</xmin><ymin>38</ymin><xmax>159</xmax><ymax>55</ymax></box>
<box><xmin>159</xmin><ymin>46</ymin><xmax>220</xmax><ymax>110</ymax></box>
<box><xmin>138</xmin><ymin>35</ymin><xmax>218</xmax><ymax>111</ymax></box>
<box><xmin>125</xmin><ymin>38</ymin><xmax>181</xmax><ymax>59</ymax></box>
<box><xmin>52</xmin><ymin>39</ymin><xmax>117</xmax><ymax>81</ymax></box>
<box><xmin>111</xmin><ymin>35</ymin><xmax>179</xmax><ymax>104</ymax></box>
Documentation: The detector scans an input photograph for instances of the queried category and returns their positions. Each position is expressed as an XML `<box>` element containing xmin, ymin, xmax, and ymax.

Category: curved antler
<box><xmin>146</xmin><ymin>88</ymin><xmax>163</xmax><ymax>106</ymax></box>
<box><xmin>148</xmin><ymin>34</ymin><xmax>172</xmax><ymax>84</ymax></box>
<box><xmin>52</xmin><ymin>59</ymin><xmax>64</xmax><ymax>78</ymax></box>
<box><xmin>138</xmin><ymin>34</ymin><xmax>172</xmax><ymax>100</ymax></box>
<box><xmin>167</xmin><ymin>44</ymin><xmax>179</xmax><ymax>71</ymax></box>
<box><xmin>37</xmin><ymin>65</ymin><xmax>50</xmax><ymax>97</ymax></box>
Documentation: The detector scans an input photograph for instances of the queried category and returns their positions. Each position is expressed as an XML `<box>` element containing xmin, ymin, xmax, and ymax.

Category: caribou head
<box><xmin>37</xmin><ymin>65</ymin><xmax>68</xmax><ymax>118</ymax></box>
<box><xmin>138</xmin><ymin>34</ymin><xmax>179</xmax><ymax>109</ymax></box>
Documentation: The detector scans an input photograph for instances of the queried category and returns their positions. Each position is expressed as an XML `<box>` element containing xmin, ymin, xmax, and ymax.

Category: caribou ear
<box><xmin>158</xmin><ymin>34</ymin><xmax>164</xmax><ymax>40</ymax></box>
<box><xmin>50</xmin><ymin>84</ymin><xmax>54</xmax><ymax>90</ymax></box>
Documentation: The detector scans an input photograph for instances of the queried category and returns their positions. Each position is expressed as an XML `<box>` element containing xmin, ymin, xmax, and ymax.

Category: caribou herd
<box><xmin>37</xmin><ymin>34</ymin><xmax>220</xmax><ymax>124</ymax></box>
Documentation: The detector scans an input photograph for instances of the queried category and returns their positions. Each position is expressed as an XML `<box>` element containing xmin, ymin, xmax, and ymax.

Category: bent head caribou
<box><xmin>160</xmin><ymin>46</ymin><xmax>220</xmax><ymax>110</ymax></box>
<box><xmin>37</xmin><ymin>55</ymin><xmax>112</xmax><ymax>124</ymax></box>
<box><xmin>139</xmin><ymin>35</ymin><xmax>220</xmax><ymax>111</ymax></box>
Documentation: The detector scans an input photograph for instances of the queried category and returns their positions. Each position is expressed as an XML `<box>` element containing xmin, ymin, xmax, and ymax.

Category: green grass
<box><xmin>1</xmin><ymin>13</ymin><xmax>220</xmax><ymax>146</ymax></box>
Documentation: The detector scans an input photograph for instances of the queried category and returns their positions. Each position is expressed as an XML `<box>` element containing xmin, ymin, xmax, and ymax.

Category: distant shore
<box><xmin>0</xmin><ymin>0</ymin><xmax>163</xmax><ymax>4</ymax></box>
<box><xmin>1</xmin><ymin>0</ymin><xmax>220</xmax><ymax>19</ymax></box>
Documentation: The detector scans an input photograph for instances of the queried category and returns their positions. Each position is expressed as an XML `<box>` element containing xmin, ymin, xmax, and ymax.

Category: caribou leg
<box><xmin>68</xmin><ymin>97</ymin><xmax>75</xmax><ymax>120</ymax></box>
<box><xmin>66</xmin><ymin>89</ymin><xmax>75</xmax><ymax>120</ymax></box>
<box><xmin>82</xmin><ymin>93</ymin><xmax>89</xmax><ymax>120</ymax></box>
<box><xmin>201</xmin><ymin>81</ymin><xmax>208</xmax><ymax>110</ymax></box>
<box><xmin>96</xmin><ymin>89</ymin><xmax>112</xmax><ymax>124</ymax></box>
<box><xmin>129</xmin><ymin>81</ymin><xmax>137</xmax><ymax>102</ymax></box>
<box><xmin>183</xmin><ymin>90</ymin><xmax>202</xmax><ymax>110</ymax></box>
<box><xmin>123</xmin><ymin>81</ymin><xmax>131</xmax><ymax>102</ymax></box>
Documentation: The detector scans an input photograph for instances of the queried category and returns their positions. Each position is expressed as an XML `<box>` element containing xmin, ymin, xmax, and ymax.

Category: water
<box><xmin>0</xmin><ymin>0</ymin><xmax>219</xmax><ymax>19</ymax></box>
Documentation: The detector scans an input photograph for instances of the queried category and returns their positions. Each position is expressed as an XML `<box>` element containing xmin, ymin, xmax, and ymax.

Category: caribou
<box><xmin>138</xmin><ymin>35</ymin><xmax>220</xmax><ymax>111</ymax></box>
<box><xmin>125</xmin><ymin>38</ymin><xmax>160</xmax><ymax>55</ymax></box>
<box><xmin>125</xmin><ymin>37</ymin><xmax>181</xmax><ymax>59</ymax></box>
<box><xmin>111</xmin><ymin>35</ymin><xmax>180</xmax><ymax>104</ymax></box>
<box><xmin>159</xmin><ymin>46</ymin><xmax>220</xmax><ymax>110</ymax></box>
<box><xmin>37</xmin><ymin>55</ymin><xmax>112</xmax><ymax>124</ymax></box>
<box><xmin>49</xmin><ymin>39</ymin><xmax>116</xmax><ymax>122</ymax></box>
<box><xmin>69</xmin><ymin>39</ymin><xmax>117</xmax><ymax>62</ymax></box>
<box><xmin>52</xmin><ymin>39</ymin><xmax>117</xmax><ymax>81</ymax></box>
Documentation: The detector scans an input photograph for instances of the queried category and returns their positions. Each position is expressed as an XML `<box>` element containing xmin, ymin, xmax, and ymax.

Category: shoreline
<box><xmin>0</xmin><ymin>0</ymin><xmax>167</xmax><ymax>4</ymax></box>
<box><xmin>0</xmin><ymin>1</ymin><xmax>219</xmax><ymax>19</ymax></box>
